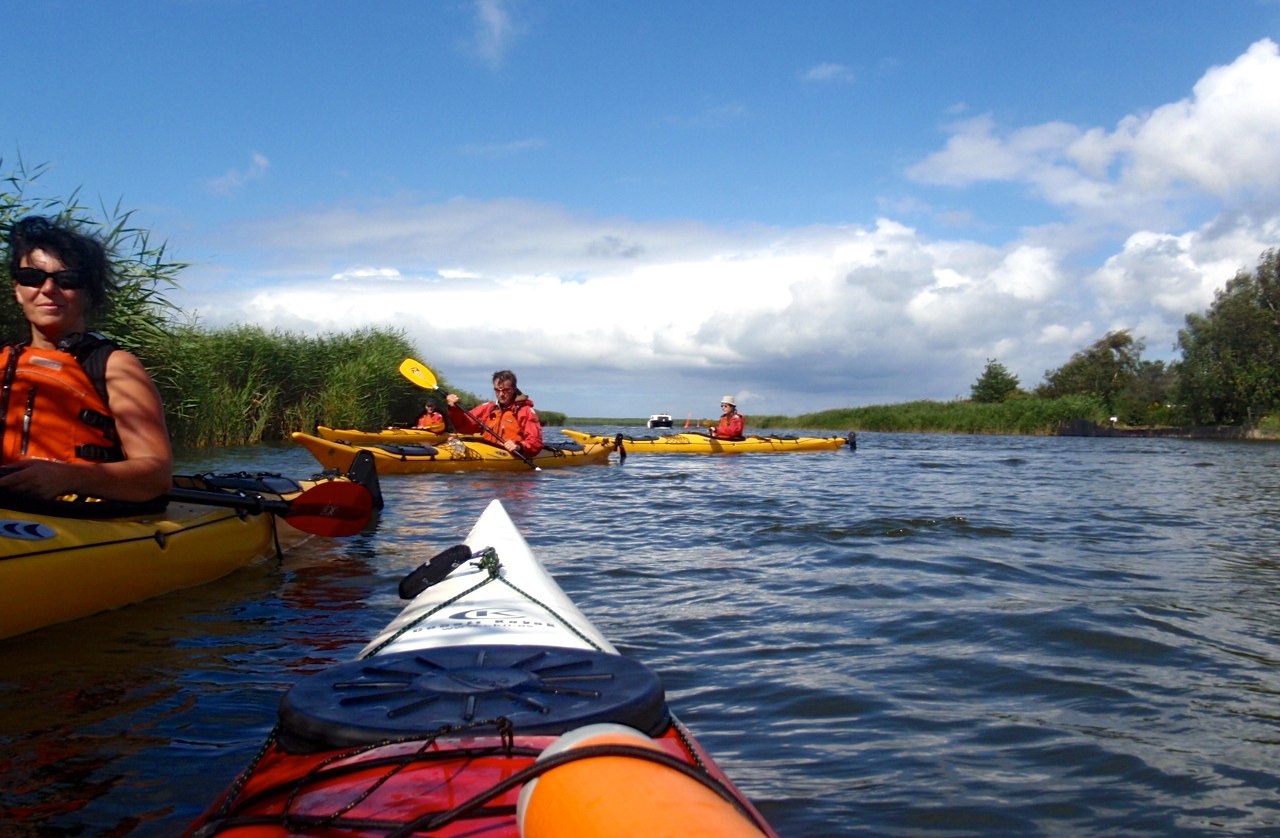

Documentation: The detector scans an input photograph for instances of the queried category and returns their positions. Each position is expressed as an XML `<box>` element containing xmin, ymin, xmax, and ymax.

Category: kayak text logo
<box><xmin>450</xmin><ymin>608</ymin><xmax>527</xmax><ymax>620</ymax></box>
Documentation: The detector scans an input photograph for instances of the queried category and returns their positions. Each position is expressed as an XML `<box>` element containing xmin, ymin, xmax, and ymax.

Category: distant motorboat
<box><xmin>647</xmin><ymin>413</ymin><xmax>674</xmax><ymax>428</ymax></box>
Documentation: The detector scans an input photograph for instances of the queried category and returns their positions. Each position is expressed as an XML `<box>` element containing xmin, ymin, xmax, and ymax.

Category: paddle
<box><xmin>398</xmin><ymin>358</ymin><xmax>541</xmax><ymax>471</ymax></box>
<box><xmin>345</xmin><ymin>450</ymin><xmax>384</xmax><ymax>511</ymax></box>
<box><xmin>166</xmin><ymin>480</ymin><xmax>374</xmax><ymax>537</ymax></box>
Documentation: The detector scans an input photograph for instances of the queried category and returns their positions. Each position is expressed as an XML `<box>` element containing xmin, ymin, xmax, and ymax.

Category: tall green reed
<box><xmin>159</xmin><ymin>324</ymin><xmax>444</xmax><ymax>447</ymax></box>
<box><xmin>771</xmin><ymin>395</ymin><xmax>1110</xmax><ymax>435</ymax></box>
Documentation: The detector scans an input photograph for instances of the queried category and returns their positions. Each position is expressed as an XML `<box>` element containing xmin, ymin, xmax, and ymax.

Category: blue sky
<box><xmin>8</xmin><ymin>1</ymin><xmax>1280</xmax><ymax>419</ymax></box>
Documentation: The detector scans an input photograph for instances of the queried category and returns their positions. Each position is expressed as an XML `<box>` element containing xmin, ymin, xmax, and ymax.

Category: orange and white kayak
<box><xmin>188</xmin><ymin>498</ymin><xmax>776</xmax><ymax>837</ymax></box>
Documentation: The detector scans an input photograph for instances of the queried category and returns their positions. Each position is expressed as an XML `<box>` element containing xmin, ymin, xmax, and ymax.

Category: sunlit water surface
<box><xmin>3</xmin><ymin>429</ymin><xmax>1280</xmax><ymax>836</ymax></box>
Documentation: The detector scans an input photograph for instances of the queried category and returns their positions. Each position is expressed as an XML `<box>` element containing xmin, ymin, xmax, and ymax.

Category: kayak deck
<box><xmin>316</xmin><ymin>424</ymin><xmax>448</xmax><ymax>446</ymax></box>
<box><xmin>189</xmin><ymin>499</ymin><xmax>776</xmax><ymax>837</ymax></box>
<box><xmin>191</xmin><ymin>721</ymin><xmax>761</xmax><ymax>836</ymax></box>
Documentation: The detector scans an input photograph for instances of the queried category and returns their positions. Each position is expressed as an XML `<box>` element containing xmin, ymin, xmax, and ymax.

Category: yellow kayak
<box><xmin>562</xmin><ymin>428</ymin><xmax>855</xmax><ymax>453</ymax></box>
<box><xmin>0</xmin><ymin>464</ymin><xmax>378</xmax><ymax>640</ymax></box>
<box><xmin>292</xmin><ymin>431</ymin><xmax>616</xmax><ymax>474</ymax></box>
<box><xmin>315</xmin><ymin>425</ymin><xmax>447</xmax><ymax>446</ymax></box>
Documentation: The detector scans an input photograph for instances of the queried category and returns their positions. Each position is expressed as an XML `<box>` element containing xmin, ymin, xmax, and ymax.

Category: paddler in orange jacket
<box><xmin>0</xmin><ymin>216</ymin><xmax>172</xmax><ymax>502</ymax></box>
<box><xmin>710</xmin><ymin>395</ymin><xmax>745</xmax><ymax>440</ymax></box>
<box><xmin>444</xmin><ymin>369</ymin><xmax>544</xmax><ymax>458</ymax></box>
<box><xmin>413</xmin><ymin>401</ymin><xmax>446</xmax><ymax>432</ymax></box>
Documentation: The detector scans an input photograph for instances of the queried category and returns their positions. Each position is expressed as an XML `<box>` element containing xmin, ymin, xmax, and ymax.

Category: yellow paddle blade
<box><xmin>399</xmin><ymin>358</ymin><xmax>439</xmax><ymax>390</ymax></box>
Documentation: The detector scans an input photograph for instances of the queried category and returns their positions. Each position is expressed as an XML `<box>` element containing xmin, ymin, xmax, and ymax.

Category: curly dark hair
<box><xmin>6</xmin><ymin>215</ymin><xmax>115</xmax><ymax>313</ymax></box>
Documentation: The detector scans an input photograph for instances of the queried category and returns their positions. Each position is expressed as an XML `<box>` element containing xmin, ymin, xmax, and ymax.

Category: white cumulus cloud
<box><xmin>174</xmin><ymin>41</ymin><xmax>1280</xmax><ymax>417</ymax></box>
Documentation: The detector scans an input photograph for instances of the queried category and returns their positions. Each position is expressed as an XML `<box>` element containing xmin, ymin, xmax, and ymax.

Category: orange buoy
<box><xmin>517</xmin><ymin>724</ymin><xmax>768</xmax><ymax>838</ymax></box>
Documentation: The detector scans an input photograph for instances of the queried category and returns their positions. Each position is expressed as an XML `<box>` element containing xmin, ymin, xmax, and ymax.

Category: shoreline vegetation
<box><xmin>567</xmin><ymin>396</ymin><xmax>1280</xmax><ymax>441</ymax></box>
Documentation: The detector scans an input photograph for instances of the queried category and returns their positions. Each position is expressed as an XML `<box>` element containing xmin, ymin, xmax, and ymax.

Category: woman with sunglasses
<box><xmin>0</xmin><ymin>216</ymin><xmax>172</xmax><ymax>502</ymax></box>
<box><xmin>710</xmin><ymin>395</ymin><xmax>745</xmax><ymax>440</ymax></box>
<box><xmin>444</xmin><ymin>369</ymin><xmax>544</xmax><ymax>458</ymax></box>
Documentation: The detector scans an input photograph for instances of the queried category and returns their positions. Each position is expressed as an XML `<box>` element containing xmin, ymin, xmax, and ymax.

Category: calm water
<box><xmin>3</xmin><ymin>428</ymin><xmax>1280</xmax><ymax>837</ymax></box>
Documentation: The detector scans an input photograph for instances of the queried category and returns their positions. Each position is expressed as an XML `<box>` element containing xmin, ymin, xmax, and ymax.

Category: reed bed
<box><xmin>755</xmin><ymin>395</ymin><xmax>1110</xmax><ymax>435</ymax></box>
<box><xmin>152</xmin><ymin>324</ymin><xmax>455</xmax><ymax>448</ymax></box>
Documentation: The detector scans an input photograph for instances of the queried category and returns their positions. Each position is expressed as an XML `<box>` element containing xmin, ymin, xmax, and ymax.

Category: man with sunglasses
<box><xmin>0</xmin><ymin>216</ymin><xmax>172</xmax><ymax>502</ymax></box>
<box><xmin>444</xmin><ymin>369</ymin><xmax>544</xmax><ymax>458</ymax></box>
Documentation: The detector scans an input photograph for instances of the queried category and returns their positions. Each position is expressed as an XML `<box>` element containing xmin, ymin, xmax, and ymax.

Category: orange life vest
<box><xmin>415</xmin><ymin>411</ymin><xmax>445</xmax><ymax>431</ymax></box>
<box><xmin>0</xmin><ymin>334</ymin><xmax>123</xmax><ymax>465</ymax></box>
<box><xmin>713</xmin><ymin>412</ymin><xmax>745</xmax><ymax>440</ymax></box>
<box><xmin>484</xmin><ymin>402</ymin><xmax>531</xmax><ymax>445</ymax></box>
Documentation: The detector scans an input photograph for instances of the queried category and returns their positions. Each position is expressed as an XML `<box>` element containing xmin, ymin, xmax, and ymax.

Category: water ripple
<box><xmin>5</xmin><ymin>431</ymin><xmax>1280</xmax><ymax>835</ymax></box>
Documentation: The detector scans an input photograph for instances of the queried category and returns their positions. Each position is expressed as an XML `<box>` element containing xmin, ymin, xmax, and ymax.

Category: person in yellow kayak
<box><xmin>444</xmin><ymin>369</ymin><xmax>544</xmax><ymax>458</ymax></box>
<box><xmin>414</xmin><ymin>401</ymin><xmax>445</xmax><ymax>432</ymax></box>
<box><xmin>710</xmin><ymin>395</ymin><xmax>745</xmax><ymax>440</ymax></box>
<box><xmin>0</xmin><ymin>216</ymin><xmax>172</xmax><ymax>502</ymax></box>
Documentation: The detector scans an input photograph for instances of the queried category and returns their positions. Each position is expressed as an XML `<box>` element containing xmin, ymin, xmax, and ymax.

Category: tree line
<box><xmin>970</xmin><ymin>249</ymin><xmax>1280</xmax><ymax>428</ymax></box>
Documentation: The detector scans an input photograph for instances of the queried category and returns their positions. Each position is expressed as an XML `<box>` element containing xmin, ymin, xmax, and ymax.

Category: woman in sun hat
<box><xmin>710</xmin><ymin>395</ymin><xmax>745</xmax><ymax>440</ymax></box>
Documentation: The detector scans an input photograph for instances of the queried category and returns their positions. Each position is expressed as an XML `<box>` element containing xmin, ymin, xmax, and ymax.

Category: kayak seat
<box><xmin>277</xmin><ymin>644</ymin><xmax>671</xmax><ymax>754</ymax></box>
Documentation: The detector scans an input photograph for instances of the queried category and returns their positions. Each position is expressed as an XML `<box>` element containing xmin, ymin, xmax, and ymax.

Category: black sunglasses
<box><xmin>13</xmin><ymin>267</ymin><xmax>86</xmax><ymax>290</ymax></box>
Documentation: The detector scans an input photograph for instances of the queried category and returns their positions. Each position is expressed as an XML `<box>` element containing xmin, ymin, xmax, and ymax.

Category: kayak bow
<box><xmin>189</xmin><ymin>498</ymin><xmax>776</xmax><ymax>837</ymax></box>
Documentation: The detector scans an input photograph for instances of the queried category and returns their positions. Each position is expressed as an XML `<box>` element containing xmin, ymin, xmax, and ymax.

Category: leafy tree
<box><xmin>1175</xmin><ymin>249</ymin><xmax>1280</xmax><ymax>424</ymax></box>
<box><xmin>1114</xmin><ymin>359</ymin><xmax>1179</xmax><ymax>424</ymax></box>
<box><xmin>970</xmin><ymin>359</ymin><xmax>1021</xmax><ymax>403</ymax></box>
<box><xmin>1036</xmin><ymin>330</ymin><xmax>1145</xmax><ymax>412</ymax></box>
